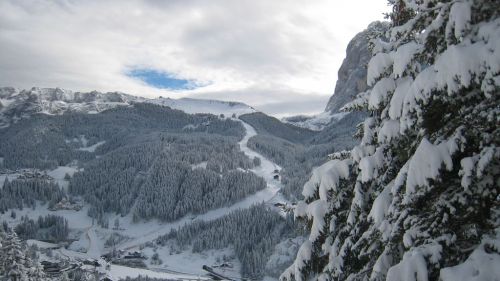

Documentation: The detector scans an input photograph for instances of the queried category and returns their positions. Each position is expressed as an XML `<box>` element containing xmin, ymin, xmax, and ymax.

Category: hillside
<box><xmin>0</xmin><ymin>91</ymin><xmax>301</xmax><ymax>280</ymax></box>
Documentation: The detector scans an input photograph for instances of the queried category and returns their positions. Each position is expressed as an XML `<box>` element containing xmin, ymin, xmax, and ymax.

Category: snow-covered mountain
<box><xmin>283</xmin><ymin>21</ymin><xmax>389</xmax><ymax>131</ymax></box>
<box><xmin>0</xmin><ymin>87</ymin><xmax>139</xmax><ymax>127</ymax></box>
<box><xmin>148</xmin><ymin>96</ymin><xmax>256</xmax><ymax>117</ymax></box>
<box><xmin>0</xmin><ymin>87</ymin><xmax>256</xmax><ymax>128</ymax></box>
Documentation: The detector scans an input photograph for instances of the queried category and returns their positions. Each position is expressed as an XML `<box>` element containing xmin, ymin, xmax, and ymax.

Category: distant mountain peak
<box><xmin>0</xmin><ymin>87</ymin><xmax>256</xmax><ymax>128</ymax></box>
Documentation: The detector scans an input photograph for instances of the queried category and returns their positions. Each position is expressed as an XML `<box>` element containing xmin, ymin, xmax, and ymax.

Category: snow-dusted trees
<box><xmin>70</xmin><ymin>133</ymin><xmax>264</xmax><ymax>223</ymax></box>
<box><xmin>0</xmin><ymin>231</ymin><xmax>46</xmax><ymax>280</ymax></box>
<box><xmin>158</xmin><ymin>205</ymin><xmax>297</xmax><ymax>279</ymax></box>
<box><xmin>282</xmin><ymin>1</ymin><xmax>499</xmax><ymax>281</ymax></box>
<box><xmin>0</xmin><ymin>103</ymin><xmax>245</xmax><ymax>170</ymax></box>
<box><xmin>15</xmin><ymin>214</ymin><xmax>69</xmax><ymax>243</ymax></box>
<box><xmin>0</xmin><ymin>178</ymin><xmax>65</xmax><ymax>213</ymax></box>
<box><xmin>134</xmin><ymin>162</ymin><xmax>266</xmax><ymax>221</ymax></box>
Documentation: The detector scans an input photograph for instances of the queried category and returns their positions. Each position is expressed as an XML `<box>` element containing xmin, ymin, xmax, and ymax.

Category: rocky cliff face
<box><xmin>325</xmin><ymin>21</ymin><xmax>389</xmax><ymax>113</ymax></box>
<box><xmin>0</xmin><ymin>87</ymin><xmax>140</xmax><ymax>128</ymax></box>
<box><xmin>284</xmin><ymin>22</ymin><xmax>388</xmax><ymax>131</ymax></box>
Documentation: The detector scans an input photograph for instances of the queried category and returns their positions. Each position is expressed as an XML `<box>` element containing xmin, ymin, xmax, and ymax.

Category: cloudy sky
<box><xmin>0</xmin><ymin>0</ymin><xmax>389</xmax><ymax>117</ymax></box>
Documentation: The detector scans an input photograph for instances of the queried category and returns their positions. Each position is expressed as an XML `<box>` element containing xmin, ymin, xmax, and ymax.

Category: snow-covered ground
<box><xmin>148</xmin><ymin>97</ymin><xmax>256</xmax><ymax>117</ymax></box>
<box><xmin>238</xmin><ymin>121</ymin><xmax>282</xmax><ymax>191</ymax></box>
<box><xmin>86</xmin><ymin>226</ymin><xmax>102</xmax><ymax>258</ymax></box>
<box><xmin>144</xmin><ymin>246</ymin><xmax>241</xmax><ymax>278</ymax></box>
<box><xmin>47</xmin><ymin>165</ymin><xmax>79</xmax><ymax>190</ymax></box>
<box><xmin>77</xmin><ymin>141</ymin><xmax>106</xmax><ymax>152</ymax></box>
<box><xmin>108</xmin><ymin>264</ymin><xmax>210</xmax><ymax>280</ymax></box>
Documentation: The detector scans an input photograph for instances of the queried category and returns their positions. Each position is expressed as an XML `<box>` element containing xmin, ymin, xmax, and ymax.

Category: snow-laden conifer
<box><xmin>281</xmin><ymin>1</ymin><xmax>499</xmax><ymax>280</ymax></box>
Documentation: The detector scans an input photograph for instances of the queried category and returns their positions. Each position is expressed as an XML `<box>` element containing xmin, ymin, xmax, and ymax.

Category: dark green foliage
<box><xmin>158</xmin><ymin>205</ymin><xmax>297</xmax><ymax>279</ymax></box>
<box><xmin>14</xmin><ymin>214</ymin><xmax>69</xmax><ymax>242</ymax></box>
<box><xmin>246</xmin><ymin>134</ymin><xmax>345</xmax><ymax>200</ymax></box>
<box><xmin>69</xmin><ymin>131</ymin><xmax>264</xmax><ymax>222</ymax></box>
<box><xmin>0</xmin><ymin>103</ymin><xmax>245</xmax><ymax>170</ymax></box>
<box><xmin>134</xmin><ymin>157</ymin><xmax>266</xmax><ymax>221</ymax></box>
<box><xmin>283</xmin><ymin>1</ymin><xmax>500</xmax><ymax>280</ymax></box>
<box><xmin>0</xmin><ymin>178</ymin><xmax>64</xmax><ymax>212</ymax></box>
<box><xmin>0</xmin><ymin>103</ymin><xmax>262</xmax><ymax>223</ymax></box>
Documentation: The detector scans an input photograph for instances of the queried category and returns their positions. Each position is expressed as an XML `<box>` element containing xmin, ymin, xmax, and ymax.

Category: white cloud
<box><xmin>0</xmin><ymin>0</ymin><xmax>389</xmax><ymax>116</ymax></box>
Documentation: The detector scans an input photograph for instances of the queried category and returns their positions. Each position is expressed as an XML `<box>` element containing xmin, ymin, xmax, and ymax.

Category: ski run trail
<box><xmin>116</xmin><ymin>119</ymin><xmax>283</xmax><ymax>251</ymax></box>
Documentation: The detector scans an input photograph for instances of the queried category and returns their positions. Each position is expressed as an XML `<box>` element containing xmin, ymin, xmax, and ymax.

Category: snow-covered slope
<box><xmin>282</xmin><ymin>111</ymin><xmax>348</xmax><ymax>131</ymax></box>
<box><xmin>149</xmin><ymin>97</ymin><xmax>256</xmax><ymax>117</ymax></box>
<box><xmin>0</xmin><ymin>87</ymin><xmax>256</xmax><ymax>128</ymax></box>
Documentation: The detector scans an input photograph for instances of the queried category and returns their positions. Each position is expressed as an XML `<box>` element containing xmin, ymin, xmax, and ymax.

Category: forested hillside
<box><xmin>158</xmin><ymin>205</ymin><xmax>299</xmax><ymax>279</ymax></box>
<box><xmin>0</xmin><ymin>98</ymin><xmax>300</xmax><ymax>279</ymax></box>
<box><xmin>69</xmin><ymin>132</ymin><xmax>265</xmax><ymax>223</ymax></box>
<box><xmin>0</xmin><ymin>102</ymin><xmax>272</xmax><ymax>225</ymax></box>
<box><xmin>0</xmin><ymin>103</ymin><xmax>244</xmax><ymax>170</ymax></box>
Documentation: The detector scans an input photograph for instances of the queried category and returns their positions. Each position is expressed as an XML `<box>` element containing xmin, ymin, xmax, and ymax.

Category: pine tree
<box><xmin>1</xmin><ymin>232</ymin><xmax>28</xmax><ymax>280</ymax></box>
<box><xmin>282</xmin><ymin>1</ymin><xmax>499</xmax><ymax>281</ymax></box>
<box><xmin>0</xmin><ymin>230</ymin><xmax>47</xmax><ymax>281</ymax></box>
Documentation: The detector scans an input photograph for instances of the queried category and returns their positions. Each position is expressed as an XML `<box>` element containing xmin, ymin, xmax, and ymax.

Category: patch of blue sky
<box><xmin>127</xmin><ymin>68</ymin><xmax>203</xmax><ymax>90</ymax></box>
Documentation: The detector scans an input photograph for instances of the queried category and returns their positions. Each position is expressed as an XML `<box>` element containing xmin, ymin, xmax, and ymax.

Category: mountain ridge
<box><xmin>0</xmin><ymin>86</ymin><xmax>256</xmax><ymax>128</ymax></box>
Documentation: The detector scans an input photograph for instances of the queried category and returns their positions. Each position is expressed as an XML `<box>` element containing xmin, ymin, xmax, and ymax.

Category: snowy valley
<box><xmin>1</xmin><ymin>1</ymin><xmax>499</xmax><ymax>281</ymax></box>
<box><xmin>0</xmin><ymin>85</ymin><xmax>351</xmax><ymax>280</ymax></box>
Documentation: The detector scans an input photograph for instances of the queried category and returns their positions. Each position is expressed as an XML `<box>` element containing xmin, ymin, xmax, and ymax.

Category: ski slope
<box><xmin>86</xmin><ymin>226</ymin><xmax>101</xmax><ymax>258</ymax></box>
<box><xmin>238</xmin><ymin>121</ymin><xmax>282</xmax><ymax>196</ymax></box>
<box><xmin>116</xmin><ymin>119</ymin><xmax>282</xmax><ymax>251</ymax></box>
<box><xmin>148</xmin><ymin>97</ymin><xmax>256</xmax><ymax>117</ymax></box>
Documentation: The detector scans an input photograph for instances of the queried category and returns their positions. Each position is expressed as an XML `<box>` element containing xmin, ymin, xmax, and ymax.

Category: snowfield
<box><xmin>148</xmin><ymin>97</ymin><xmax>256</xmax><ymax>117</ymax></box>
